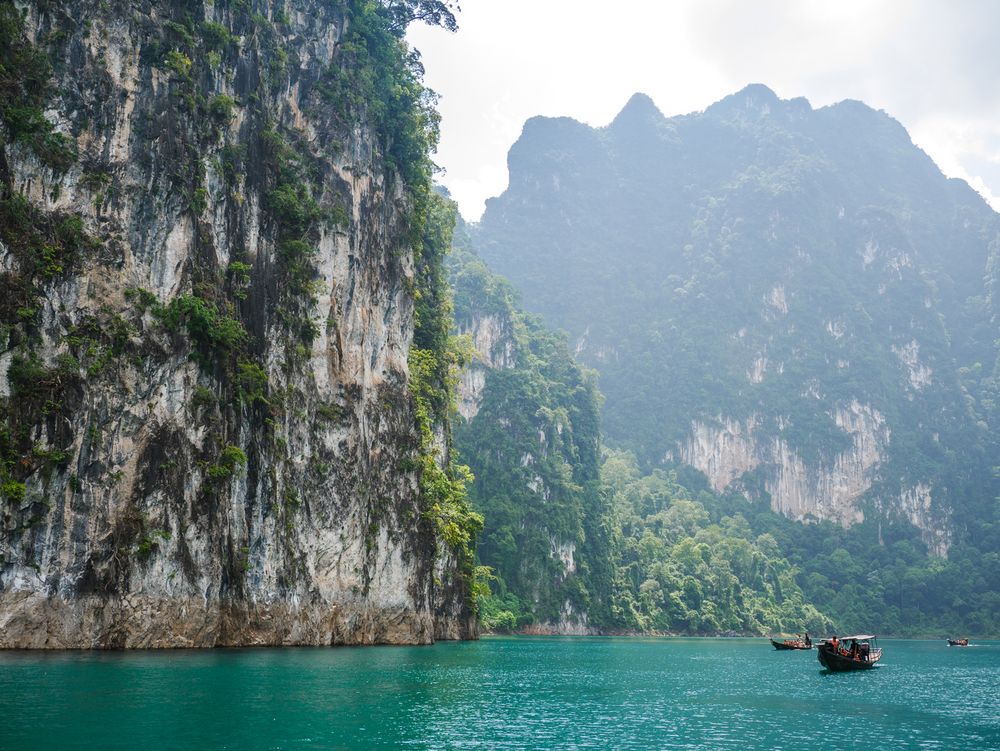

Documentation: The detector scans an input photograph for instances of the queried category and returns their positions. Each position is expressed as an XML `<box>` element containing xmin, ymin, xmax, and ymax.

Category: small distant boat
<box><xmin>947</xmin><ymin>638</ymin><xmax>969</xmax><ymax>647</ymax></box>
<box><xmin>817</xmin><ymin>635</ymin><xmax>881</xmax><ymax>671</ymax></box>
<box><xmin>771</xmin><ymin>637</ymin><xmax>812</xmax><ymax>650</ymax></box>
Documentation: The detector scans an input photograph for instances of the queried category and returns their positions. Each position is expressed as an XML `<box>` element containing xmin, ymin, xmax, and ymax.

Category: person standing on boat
<box><xmin>804</xmin><ymin>632</ymin><xmax>811</xmax><ymax>647</ymax></box>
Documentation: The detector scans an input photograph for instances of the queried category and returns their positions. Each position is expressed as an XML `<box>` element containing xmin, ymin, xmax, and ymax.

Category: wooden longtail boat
<box><xmin>817</xmin><ymin>635</ymin><xmax>881</xmax><ymax>671</ymax></box>
<box><xmin>770</xmin><ymin>638</ymin><xmax>812</xmax><ymax>650</ymax></box>
<box><xmin>947</xmin><ymin>638</ymin><xmax>969</xmax><ymax>647</ymax></box>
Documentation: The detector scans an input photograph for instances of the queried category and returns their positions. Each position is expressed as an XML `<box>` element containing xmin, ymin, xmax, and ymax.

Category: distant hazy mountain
<box><xmin>475</xmin><ymin>85</ymin><xmax>1000</xmax><ymax>555</ymax></box>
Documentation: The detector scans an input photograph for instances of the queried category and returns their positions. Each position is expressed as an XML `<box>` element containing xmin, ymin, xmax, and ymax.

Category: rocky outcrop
<box><xmin>892</xmin><ymin>340</ymin><xmax>933</xmax><ymax>391</ymax></box>
<box><xmin>520</xmin><ymin>599</ymin><xmax>595</xmax><ymax>636</ymax></box>
<box><xmin>898</xmin><ymin>483</ymin><xmax>950</xmax><ymax>558</ymax></box>
<box><xmin>677</xmin><ymin>404</ymin><xmax>888</xmax><ymax>526</ymax></box>
<box><xmin>456</xmin><ymin>313</ymin><xmax>514</xmax><ymax>421</ymax></box>
<box><xmin>0</xmin><ymin>1</ymin><xmax>473</xmax><ymax>647</ymax></box>
<box><xmin>675</xmin><ymin>401</ymin><xmax>949</xmax><ymax>554</ymax></box>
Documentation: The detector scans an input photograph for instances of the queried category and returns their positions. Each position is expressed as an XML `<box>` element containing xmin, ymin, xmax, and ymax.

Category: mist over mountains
<box><xmin>475</xmin><ymin>84</ymin><xmax>1000</xmax><ymax>553</ymax></box>
<box><xmin>2</xmin><ymin>0</ymin><xmax>996</xmax><ymax>644</ymax></box>
<box><xmin>448</xmin><ymin>85</ymin><xmax>1000</xmax><ymax>635</ymax></box>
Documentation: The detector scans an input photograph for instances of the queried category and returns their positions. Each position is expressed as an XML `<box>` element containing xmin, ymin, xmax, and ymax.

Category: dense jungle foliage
<box><xmin>601</xmin><ymin>450</ymin><xmax>830</xmax><ymax>634</ymax></box>
<box><xmin>607</xmin><ymin>456</ymin><xmax>1000</xmax><ymax>636</ymax></box>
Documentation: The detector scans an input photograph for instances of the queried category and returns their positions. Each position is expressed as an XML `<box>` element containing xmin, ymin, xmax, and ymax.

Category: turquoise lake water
<box><xmin>1</xmin><ymin>637</ymin><xmax>998</xmax><ymax>750</ymax></box>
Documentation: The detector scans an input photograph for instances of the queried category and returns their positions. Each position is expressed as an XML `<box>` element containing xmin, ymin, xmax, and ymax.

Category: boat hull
<box><xmin>817</xmin><ymin>645</ymin><xmax>880</xmax><ymax>671</ymax></box>
<box><xmin>771</xmin><ymin>639</ymin><xmax>811</xmax><ymax>650</ymax></box>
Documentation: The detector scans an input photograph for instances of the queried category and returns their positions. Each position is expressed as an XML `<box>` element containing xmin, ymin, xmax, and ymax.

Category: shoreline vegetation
<box><xmin>479</xmin><ymin>631</ymin><xmax>998</xmax><ymax>640</ymax></box>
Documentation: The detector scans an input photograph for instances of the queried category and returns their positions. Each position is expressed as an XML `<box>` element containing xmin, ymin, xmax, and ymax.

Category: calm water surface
<box><xmin>1</xmin><ymin>637</ymin><xmax>998</xmax><ymax>750</ymax></box>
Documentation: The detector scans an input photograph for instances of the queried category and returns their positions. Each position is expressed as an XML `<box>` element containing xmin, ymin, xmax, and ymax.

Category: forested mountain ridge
<box><xmin>0</xmin><ymin>0</ymin><xmax>480</xmax><ymax>647</ymax></box>
<box><xmin>476</xmin><ymin>84</ymin><xmax>1000</xmax><ymax>561</ymax></box>
<box><xmin>3</xmin><ymin>0</ymin><xmax>996</xmax><ymax>646</ymax></box>
<box><xmin>448</xmin><ymin>209</ymin><xmax>834</xmax><ymax>636</ymax></box>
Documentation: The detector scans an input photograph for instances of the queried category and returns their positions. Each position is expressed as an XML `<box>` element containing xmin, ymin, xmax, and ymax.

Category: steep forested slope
<box><xmin>449</xmin><ymin>212</ymin><xmax>835</xmax><ymax>636</ymax></box>
<box><xmin>447</xmin><ymin>214</ymin><xmax>613</xmax><ymax>632</ymax></box>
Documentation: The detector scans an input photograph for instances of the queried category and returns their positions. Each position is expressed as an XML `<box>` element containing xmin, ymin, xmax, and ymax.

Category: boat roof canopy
<box><xmin>837</xmin><ymin>635</ymin><xmax>876</xmax><ymax>641</ymax></box>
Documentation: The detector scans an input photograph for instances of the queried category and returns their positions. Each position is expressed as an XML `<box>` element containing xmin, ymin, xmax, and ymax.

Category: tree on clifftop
<box><xmin>378</xmin><ymin>0</ymin><xmax>460</xmax><ymax>34</ymax></box>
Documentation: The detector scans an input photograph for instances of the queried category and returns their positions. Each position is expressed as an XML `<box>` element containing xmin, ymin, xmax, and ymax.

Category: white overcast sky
<box><xmin>407</xmin><ymin>0</ymin><xmax>1000</xmax><ymax>221</ymax></box>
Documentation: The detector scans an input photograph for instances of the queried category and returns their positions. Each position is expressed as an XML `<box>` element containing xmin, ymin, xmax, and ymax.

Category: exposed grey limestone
<box><xmin>0</xmin><ymin>1</ymin><xmax>473</xmax><ymax>648</ymax></box>
<box><xmin>675</xmin><ymin>401</ymin><xmax>950</xmax><ymax>555</ymax></box>
<box><xmin>456</xmin><ymin>313</ymin><xmax>514</xmax><ymax>422</ymax></box>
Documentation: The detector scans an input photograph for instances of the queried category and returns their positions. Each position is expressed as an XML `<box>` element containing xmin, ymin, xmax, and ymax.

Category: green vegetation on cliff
<box><xmin>409</xmin><ymin>193</ymin><xmax>483</xmax><ymax>606</ymax></box>
<box><xmin>0</xmin><ymin>0</ymin><xmax>482</xmax><ymax>643</ymax></box>
<box><xmin>723</xmin><ymin>481</ymin><xmax>1000</xmax><ymax>636</ymax></box>
<box><xmin>604</xmin><ymin>457</ymin><xmax>1000</xmax><ymax>636</ymax></box>
<box><xmin>448</xmin><ymin>232</ymin><xmax>614</xmax><ymax>631</ymax></box>
<box><xmin>0</xmin><ymin>2</ymin><xmax>76</xmax><ymax>170</ymax></box>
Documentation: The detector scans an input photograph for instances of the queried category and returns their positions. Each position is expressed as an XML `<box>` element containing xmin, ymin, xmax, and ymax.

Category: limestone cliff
<box><xmin>673</xmin><ymin>402</ymin><xmax>950</xmax><ymax>556</ymax></box>
<box><xmin>0</xmin><ymin>0</ymin><xmax>475</xmax><ymax>647</ymax></box>
<box><xmin>456</xmin><ymin>312</ymin><xmax>514</xmax><ymax>422</ymax></box>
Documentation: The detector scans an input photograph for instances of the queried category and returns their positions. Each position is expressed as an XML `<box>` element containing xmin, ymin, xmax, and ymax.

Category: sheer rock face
<box><xmin>478</xmin><ymin>85</ymin><xmax>1000</xmax><ymax>556</ymax></box>
<box><xmin>520</xmin><ymin>600</ymin><xmax>594</xmax><ymax>636</ymax></box>
<box><xmin>456</xmin><ymin>313</ymin><xmax>515</xmax><ymax>421</ymax></box>
<box><xmin>677</xmin><ymin>402</ymin><xmax>894</xmax><ymax>527</ymax></box>
<box><xmin>0</xmin><ymin>1</ymin><xmax>474</xmax><ymax>647</ymax></box>
<box><xmin>899</xmin><ymin>484</ymin><xmax>950</xmax><ymax>558</ymax></box>
<box><xmin>676</xmin><ymin>405</ymin><xmax>953</xmax><ymax>555</ymax></box>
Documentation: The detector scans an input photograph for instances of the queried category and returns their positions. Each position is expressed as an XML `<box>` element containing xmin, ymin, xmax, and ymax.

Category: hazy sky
<box><xmin>407</xmin><ymin>0</ymin><xmax>1000</xmax><ymax>221</ymax></box>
